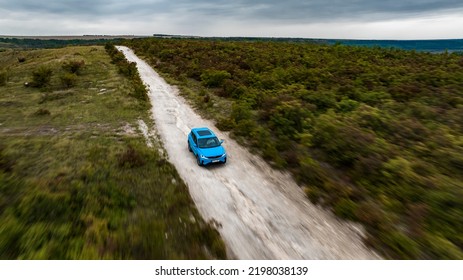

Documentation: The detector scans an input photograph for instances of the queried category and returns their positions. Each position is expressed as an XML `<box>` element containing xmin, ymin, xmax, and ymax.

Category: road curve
<box><xmin>117</xmin><ymin>46</ymin><xmax>380</xmax><ymax>260</ymax></box>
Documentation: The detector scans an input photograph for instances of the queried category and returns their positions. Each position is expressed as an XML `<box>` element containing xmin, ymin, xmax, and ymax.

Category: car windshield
<box><xmin>198</xmin><ymin>137</ymin><xmax>220</xmax><ymax>148</ymax></box>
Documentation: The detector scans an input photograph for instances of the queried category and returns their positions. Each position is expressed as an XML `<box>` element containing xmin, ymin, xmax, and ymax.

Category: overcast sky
<box><xmin>1</xmin><ymin>0</ymin><xmax>463</xmax><ymax>39</ymax></box>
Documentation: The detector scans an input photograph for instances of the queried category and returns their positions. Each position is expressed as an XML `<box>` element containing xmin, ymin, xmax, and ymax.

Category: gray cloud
<box><xmin>0</xmin><ymin>0</ymin><xmax>171</xmax><ymax>17</ymax></box>
<box><xmin>1</xmin><ymin>0</ymin><xmax>463</xmax><ymax>38</ymax></box>
<box><xmin>2</xmin><ymin>0</ymin><xmax>463</xmax><ymax>20</ymax></box>
<box><xmin>245</xmin><ymin>0</ymin><xmax>463</xmax><ymax>16</ymax></box>
<box><xmin>180</xmin><ymin>0</ymin><xmax>463</xmax><ymax>22</ymax></box>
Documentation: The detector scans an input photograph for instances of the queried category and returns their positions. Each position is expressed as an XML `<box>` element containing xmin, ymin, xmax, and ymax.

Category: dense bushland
<box><xmin>127</xmin><ymin>38</ymin><xmax>463</xmax><ymax>259</ymax></box>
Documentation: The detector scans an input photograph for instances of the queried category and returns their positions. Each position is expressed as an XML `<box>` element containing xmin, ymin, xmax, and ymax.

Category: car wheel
<box><xmin>188</xmin><ymin>141</ymin><xmax>192</xmax><ymax>152</ymax></box>
<box><xmin>223</xmin><ymin>157</ymin><xmax>227</xmax><ymax>164</ymax></box>
<box><xmin>196</xmin><ymin>156</ymin><xmax>202</xmax><ymax>166</ymax></box>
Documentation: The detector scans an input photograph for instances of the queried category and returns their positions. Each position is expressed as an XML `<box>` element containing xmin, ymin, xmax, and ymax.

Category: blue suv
<box><xmin>188</xmin><ymin>127</ymin><xmax>227</xmax><ymax>166</ymax></box>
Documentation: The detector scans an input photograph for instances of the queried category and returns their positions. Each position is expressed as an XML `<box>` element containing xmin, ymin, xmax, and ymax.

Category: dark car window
<box><xmin>198</xmin><ymin>137</ymin><xmax>220</xmax><ymax>148</ymax></box>
<box><xmin>197</xmin><ymin>130</ymin><xmax>212</xmax><ymax>136</ymax></box>
<box><xmin>191</xmin><ymin>133</ymin><xmax>197</xmax><ymax>145</ymax></box>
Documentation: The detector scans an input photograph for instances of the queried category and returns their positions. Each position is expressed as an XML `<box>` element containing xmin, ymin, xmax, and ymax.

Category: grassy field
<box><xmin>126</xmin><ymin>38</ymin><xmax>463</xmax><ymax>259</ymax></box>
<box><xmin>0</xmin><ymin>45</ymin><xmax>226</xmax><ymax>259</ymax></box>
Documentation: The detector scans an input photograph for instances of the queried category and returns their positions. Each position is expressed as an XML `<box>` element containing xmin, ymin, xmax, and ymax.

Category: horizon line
<box><xmin>1</xmin><ymin>34</ymin><xmax>463</xmax><ymax>41</ymax></box>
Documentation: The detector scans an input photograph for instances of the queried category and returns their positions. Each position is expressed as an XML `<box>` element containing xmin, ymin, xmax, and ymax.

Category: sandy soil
<box><xmin>117</xmin><ymin>46</ymin><xmax>380</xmax><ymax>260</ymax></box>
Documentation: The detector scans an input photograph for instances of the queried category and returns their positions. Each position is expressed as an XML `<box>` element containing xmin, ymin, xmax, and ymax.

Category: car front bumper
<box><xmin>201</xmin><ymin>154</ymin><xmax>227</xmax><ymax>165</ymax></box>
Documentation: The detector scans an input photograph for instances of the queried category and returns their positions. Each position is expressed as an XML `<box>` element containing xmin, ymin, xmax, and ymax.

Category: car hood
<box><xmin>199</xmin><ymin>145</ymin><xmax>225</xmax><ymax>157</ymax></box>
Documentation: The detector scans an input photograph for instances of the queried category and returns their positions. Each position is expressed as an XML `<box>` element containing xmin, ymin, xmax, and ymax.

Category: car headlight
<box><xmin>222</xmin><ymin>153</ymin><xmax>227</xmax><ymax>157</ymax></box>
<box><xmin>200</xmin><ymin>154</ymin><xmax>207</xmax><ymax>159</ymax></box>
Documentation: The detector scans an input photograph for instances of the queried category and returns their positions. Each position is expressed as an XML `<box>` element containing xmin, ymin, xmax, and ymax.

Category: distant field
<box><xmin>0</xmin><ymin>35</ymin><xmax>147</xmax><ymax>40</ymax></box>
<box><xmin>0</xmin><ymin>45</ymin><xmax>225</xmax><ymax>259</ymax></box>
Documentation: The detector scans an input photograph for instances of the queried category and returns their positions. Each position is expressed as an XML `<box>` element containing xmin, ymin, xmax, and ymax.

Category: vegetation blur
<box><xmin>125</xmin><ymin>38</ymin><xmax>463</xmax><ymax>259</ymax></box>
<box><xmin>0</xmin><ymin>43</ymin><xmax>226</xmax><ymax>259</ymax></box>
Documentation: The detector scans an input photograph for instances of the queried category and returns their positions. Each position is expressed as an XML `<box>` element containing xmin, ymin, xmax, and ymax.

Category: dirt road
<box><xmin>117</xmin><ymin>46</ymin><xmax>380</xmax><ymax>259</ymax></box>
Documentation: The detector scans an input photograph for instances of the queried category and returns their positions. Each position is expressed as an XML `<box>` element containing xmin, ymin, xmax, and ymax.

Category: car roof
<box><xmin>192</xmin><ymin>127</ymin><xmax>215</xmax><ymax>138</ymax></box>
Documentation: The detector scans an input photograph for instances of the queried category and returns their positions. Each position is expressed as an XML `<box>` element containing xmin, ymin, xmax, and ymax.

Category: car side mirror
<box><xmin>220</xmin><ymin>139</ymin><xmax>224</xmax><ymax>144</ymax></box>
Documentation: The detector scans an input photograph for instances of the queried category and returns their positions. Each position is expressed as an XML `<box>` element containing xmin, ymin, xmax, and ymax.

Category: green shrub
<box><xmin>17</xmin><ymin>191</ymin><xmax>71</xmax><ymax>224</ymax></box>
<box><xmin>334</xmin><ymin>198</ymin><xmax>358</xmax><ymax>220</ymax></box>
<box><xmin>216</xmin><ymin>117</ymin><xmax>236</xmax><ymax>131</ymax></box>
<box><xmin>0</xmin><ymin>216</ymin><xmax>23</xmax><ymax>258</ymax></box>
<box><xmin>60</xmin><ymin>73</ymin><xmax>78</xmax><ymax>88</ymax></box>
<box><xmin>336</xmin><ymin>98</ymin><xmax>360</xmax><ymax>113</ymax></box>
<box><xmin>31</xmin><ymin>66</ymin><xmax>53</xmax><ymax>88</ymax></box>
<box><xmin>422</xmin><ymin>234</ymin><xmax>463</xmax><ymax>259</ymax></box>
<box><xmin>354</xmin><ymin>200</ymin><xmax>383</xmax><ymax>229</ymax></box>
<box><xmin>203</xmin><ymin>93</ymin><xmax>211</xmax><ymax>103</ymax></box>
<box><xmin>233</xmin><ymin>119</ymin><xmax>258</xmax><ymax>138</ymax></box>
<box><xmin>118</xmin><ymin>145</ymin><xmax>146</xmax><ymax>168</ymax></box>
<box><xmin>196</xmin><ymin>224</ymin><xmax>227</xmax><ymax>259</ymax></box>
<box><xmin>0</xmin><ymin>147</ymin><xmax>15</xmax><ymax>173</ymax></box>
<box><xmin>222</xmin><ymin>79</ymin><xmax>245</xmax><ymax>98</ymax></box>
<box><xmin>201</xmin><ymin>70</ymin><xmax>231</xmax><ymax>87</ymax></box>
<box><xmin>0</xmin><ymin>71</ymin><xmax>7</xmax><ymax>86</ymax></box>
<box><xmin>268</xmin><ymin>100</ymin><xmax>311</xmax><ymax>139</ymax></box>
<box><xmin>132</xmin><ymin>82</ymin><xmax>148</xmax><ymax>102</ymax></box>
<box><xmin>380</xmin><ymin>230</ymin><xmax>419</xmax><ymax>259</ymax></box>
<box><xmin>313</xmin><ymin>114</ymin><xmax>376</xmax><ymax>166</ymax></box>
<box><xmin>303</xmin><ymin>91</ymin><xmax>337</xmax><ymax>111</ymax></box>
<box><xmin>62</xmin><ymin>60</ymin><xmax>85</xmax><ymax>75</ymax></box>
<box><xmin>34</xmin><ymin>108</ymin><xmax>51</xmax><ymax>116</ymax></box>
<box><xmin>357</xmin><ymin>91</ymin><xmax>392</xmax><ymax>106</ymax></box>
<box><xmin>304</xmin><ymin>186</ymin><xmax>322</xmax><ymax>204</ymax></box>
<box><xmin>230</xmin><ymin>102</ymin><xmax>252</xmax><ymax>123</ymax></box>
<box><xmin>298</xmin><ymin>157</ymin><xmax>326</xmax><ymax>189</ymax></box>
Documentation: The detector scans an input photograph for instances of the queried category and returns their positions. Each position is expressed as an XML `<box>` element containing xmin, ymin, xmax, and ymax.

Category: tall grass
<box><xmin>0</xmin><ymin>45</ymin><xmax>226</xmax><ymax>259</ymax></box>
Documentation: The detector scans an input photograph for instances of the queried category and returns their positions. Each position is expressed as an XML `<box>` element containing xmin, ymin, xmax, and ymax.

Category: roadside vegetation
<box><xmin>126</xmin><ymin>38</ymin><xmax>463</xmax><ymax>259</ymax></box>
<box><xmin>0</xmin><ymin>44</ymin><xmax>226</xmax><ymax>259</ymax></box>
